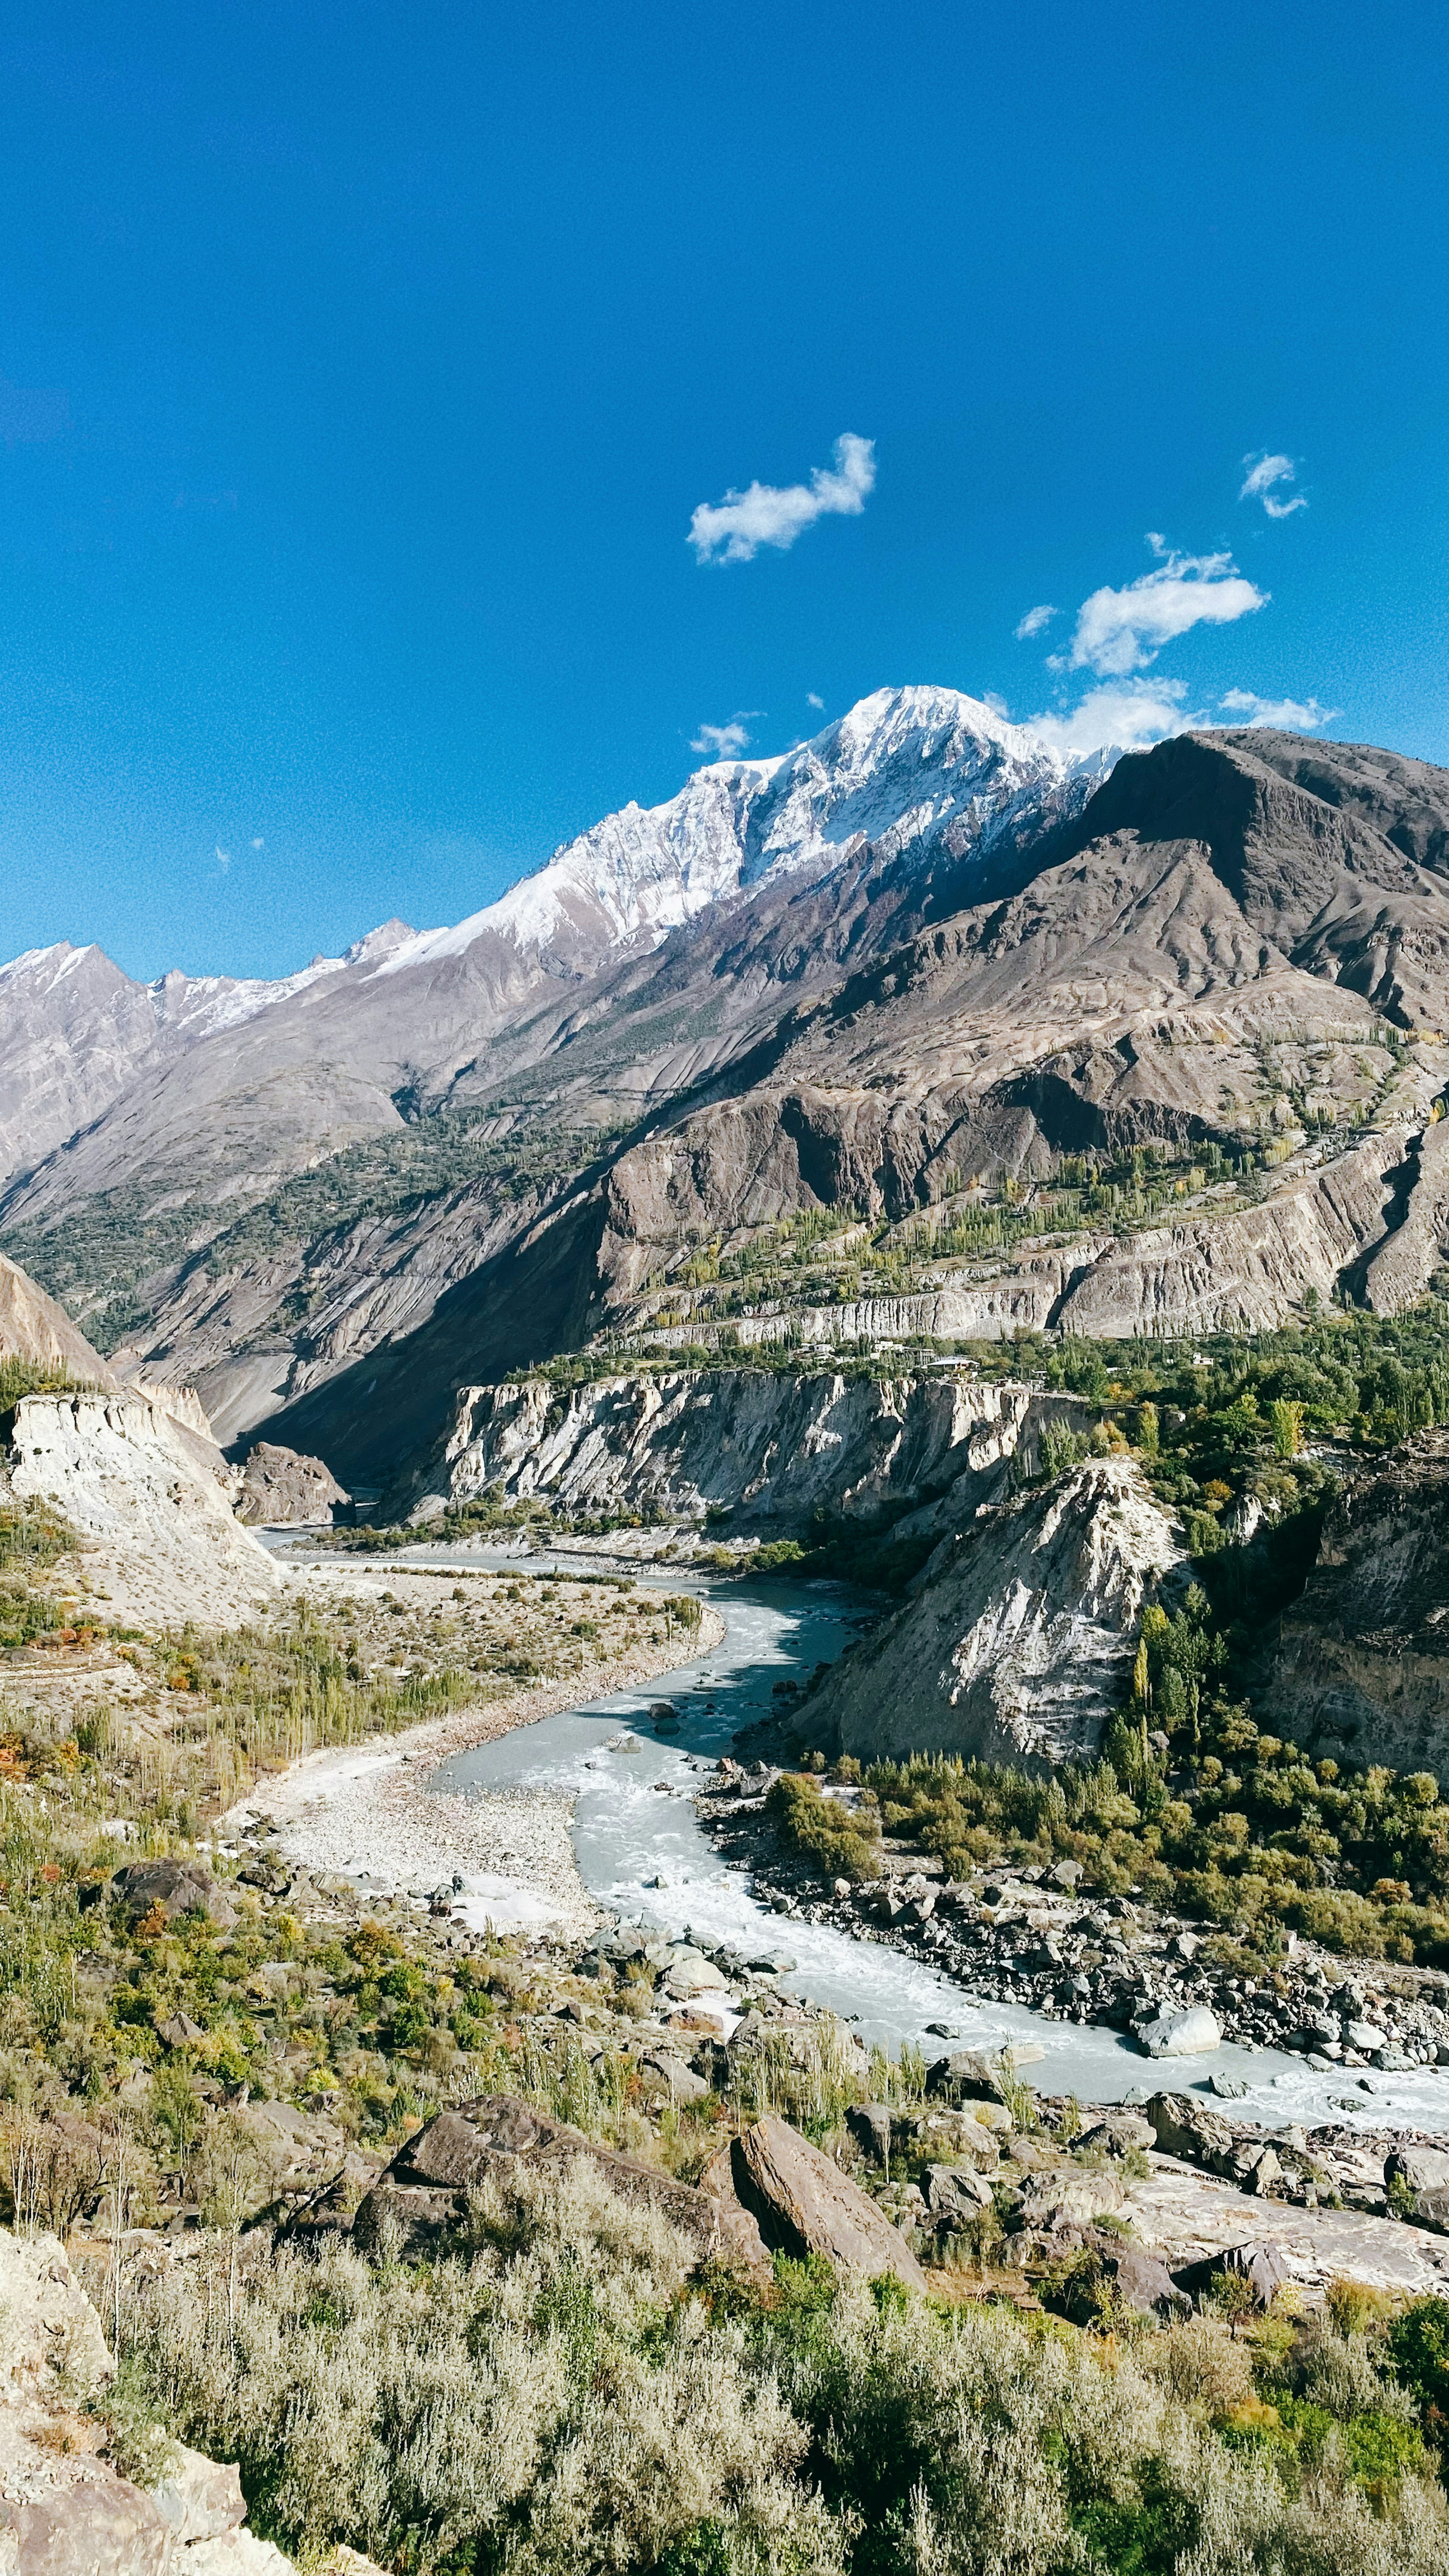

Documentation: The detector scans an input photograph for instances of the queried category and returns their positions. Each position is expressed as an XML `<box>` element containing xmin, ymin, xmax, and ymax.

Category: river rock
<box><xmin>730</xmin><ymin>2113</ymin><xmax>927</xmax><ymax>2290</ymax></box>
<box><xmin>354</xmin><ymin>2095</ymin><xmax>765</xmax><ymax>2270</ymax></box>
<box><xmin>1138</xmin><ymin>2005</ymin><xmax>1222</xmax><ymax>2059</ymax></box>
<box><xmin>663</xmin><ymin>1946</ymin><xmax>728</xmax><ymax>1997</ymax></box>
<box><xmin>1141</xmin><ymin>2093</ymin><xmax>1236</xmax><ymax>2174</ymax></box>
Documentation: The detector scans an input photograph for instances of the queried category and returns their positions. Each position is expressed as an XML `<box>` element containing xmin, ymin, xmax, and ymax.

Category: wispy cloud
<box><xmin>1015</xmin><ymin>603</ymin><xmax>1057</xmax><ymax>640</ymax></box>
<box><xmin>690</xmin><ymin>714</ymin><xmax>757</xmax><ymax>760</ymax></box>
<box><xmin>215</xmin><ymin>845</ymin><xmax>231</xmax><ymax>873</ymax></box>
<box><xmin>1240</xmin><ymin>452</ymin><xmax>1306</xmax><ymax>518</ymax></box>
<box><xmin>1218</xmin><ymin>687</ymin><xmax>1334</xmax><ymax>729</ymax></box>
<box><xmin>688</xmin><ymin>433</ymin><xmax>875</xmax><ymax>565</ymax></box>
<box><xmin>1058</xmin><ymin>539</ymin><xmax>1267</xmax><ymax>677</ymax></box>
<box><xmin>807</xmin><ymin>691</ymin><xmax>824</xmax><ymax>710</ymax></box>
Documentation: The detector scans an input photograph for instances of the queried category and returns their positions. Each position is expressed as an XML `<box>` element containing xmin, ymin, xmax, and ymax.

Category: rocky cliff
<box><xmin>408</xmin><ymin>1364</ymin><xmax>1086</xmax><ymax>1536</ymax></box>
<box><xmin>1262</xmin><ymin>1427</ymin><xmax>1449</xmax><ymax>1784</ymax></box>
<box><xmin>798</xmin><ymin>1456</ymin><xmax>1185</xmax><ymax>1770</ymax></box>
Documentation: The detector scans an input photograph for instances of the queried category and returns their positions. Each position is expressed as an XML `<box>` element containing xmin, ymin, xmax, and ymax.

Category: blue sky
<box><xmin>1</xmin><ymin>0</ymin><xmax>1446</xmax><ymax>980</ymax></box>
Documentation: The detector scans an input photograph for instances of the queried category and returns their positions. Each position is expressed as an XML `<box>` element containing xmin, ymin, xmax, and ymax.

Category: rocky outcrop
<box><xmin>805</xmin><ymin>1456</ymin><xmax>1185</xmax><ymax>1769</ymax></box>
<box><xmin>1262</xmin><ymin>1428</ymin><xmax>1449</xmax><ymax>1783</ymax></box>
<box><xmin>235</xmin><ymin>1442</ymin><xmax>349</xmax><ymax>1526</ymax></box>
<box><xmin>1359</xmin><ymin>1110</ymin><xmax>1449</xmax><ymax>1312</ymax></box>
<box><xmin>353</xmin><ymin>2095</ymin><xmax>767</xmax><ymax>2271</ymax></box>
<box><xmin>413</xmin><ymin>1364</ymin><xmax>1085</xmax><ymax>1532</ymax></box>
<box><xmin>0</xmin><ymin>2225</ymin><xmax>296</xmax><ymax>2574</ymax></box>
<box><xmin>0</xmin><ymin>2228</ymin><xmax>113</xmax><ymax>2399</ymax></box>
<box><xmin>4</xmin><ymin>1388</ymin><xmax>282</xmax><ymax>1627</ymax></box>
<box><xmin>0</xmin><ymin>1251</ymin><xmax>114</xmax><ymax>1387</ymax></box>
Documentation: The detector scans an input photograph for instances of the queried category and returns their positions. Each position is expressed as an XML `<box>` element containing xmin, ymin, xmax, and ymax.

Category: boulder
<box><xmin>730</xmin><ymin>2114</ymin><xmax>927</xmax><ymax>2291</ymax></box>
<box><xmin>1138</xmin><ymin>2006</ymin><xmax>1222</xmax><ymax>2059</ymax></box>
<box><xmin>352</xmin><ymin>2095</ymin><xmax>764</xmax><ymax>2271</ymax></box>
<box><xmin>1386</xmin><ymin>2143</ymin><xmax>1449</xmax><ymax>2229</ymax></box>
<box><xmin>1141</xmin><ymin>2093</ymin><xmax>1237</xmax><ymax>2176</ymax></box>
<box><xmin>1176</xmin><ymin>2239</ymin><xmax>1291</xmax><ymax>2310</ymax></box>
<box><xmin>186</xmin><ymin>2537</ymin><xmax>299</xmax><ymax>2572</ymax></box>
<box><xmin>635</xmin><ymin>2050</ymin><xmax>710</xmax><ymax>2105</ymax></box>
<box><xmin>1057</xmin><ymin>2239</ymin><xmax>1191</xmax><ymax>2326</ymax></box>
<box><xmin>152</xmin><ymin>2443</ymin><xmax>247</xmax><ymax>2544</ymax></box>
<box><xmin>922</xmin><ymin>2163</ymin><xmax>994</xmax><ymax>2228</ymax></box>
<box><xmin>662</xmin><ymin>1947</ymin><xmax>728</xmax><ymax>1998</ymax></box>
<box><xmin>845</xmin><ymin>2102</ymin><xmax>893</xmax><ymax>2169</ymax></box>
<box><xmin>1075</xmin><ymin>2113</ymin><xmax>1154</xmax><ymax>2158</ymax></box>
<box><xmin>107</xmin><ymin>1859</ymin><xmax>237</xmax><ymax>1932</ymax></box>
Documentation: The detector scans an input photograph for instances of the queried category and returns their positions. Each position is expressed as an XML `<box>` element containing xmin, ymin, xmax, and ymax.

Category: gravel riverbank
<box><xmin>222</xmin><ymin>1604</ymin><xmax>726</xmax><ymax>1936</ymax></box>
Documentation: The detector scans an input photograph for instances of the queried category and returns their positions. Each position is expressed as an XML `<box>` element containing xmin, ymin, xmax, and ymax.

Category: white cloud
<box><xmin>688</xmin><ymin>432</ymin><xmax>875</xmax><ymax>565</ymax></box>
<box><xmin>215</xmin><ymin>845</ymin><xmax>231</xmax><ymax>873</ymax></box>
<box><xmin>1029</xmin><ymin>677</ymin><xmax>1204</xmax><ymax>756</ymax></box>
<box><xmin>251</xmin><ymin>835</ymin><xmax>265</xmax><ymax>849</ymax></box>
<box><xmin>1060</xmin><ymin>543</ymin><xmax>1267</xmax><ymax>676</ymax></box>
<box><xmin>1015</xmin><ymin>602</ymin><xmax>1057</xmax><ymax>640</ymax></box>
<box><xmin>1218</xmin><ymin>688</ymin><xmax>1334</xmax><ymax>729</ymax></box>
<box><xmin>690</xmin><ymin>716</ymin><xmax>754</xmax><ymax>760</ymax></box>
<box><xmin>1029</xmin><ymin>676</ymin><xmax>1335</xmax><ymax>757</ymax></box>
<box><xmin>1240</xmin><ymin>452</ymin><xmax>1306</xmax><ymax>519</ymax></box>
<box><xmin>807</xmin><ymin>691</ymin><xmax>824</xmax><ymax>710</ymax></box>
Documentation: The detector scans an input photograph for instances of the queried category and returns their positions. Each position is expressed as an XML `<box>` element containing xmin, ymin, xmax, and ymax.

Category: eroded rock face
<box><xmin>412</xmin><ymin>1366</ymin><xmax>1086</xmax><ymax>1534</ymax></box>
<box><xmin>235</xmin><ymin>1442</ymin><xmax>349</xmax><ymax>1526</ymax></box>
<box><xmin>5</xmin><ymin>1387</ymin><xmax>282</xmax><ymax>1627</ymax></box>
<box><xmin>352</xmin><ymin>2094</ymin><xmax>766</xmax><ymax>2271</ymax></box>
<box><xmin>811</xmin><ymin>1455</ymin><xmax>1184</xmax><ymax>1769</ymax></box>
<box><xmin>1263</xmin><ymin>1429</ymin><xmax>1449</xmax><ymax>1784</ymax></box>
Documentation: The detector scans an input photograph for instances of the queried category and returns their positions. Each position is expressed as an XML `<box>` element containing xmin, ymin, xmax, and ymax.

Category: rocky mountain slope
<box><xmin>0</xmin><ymin>689</ymin><xmax>1101</xmax><ymax>1209</ymax></box>
<box><xmin>792</xmin><ymin>1455</ymin><xmax>1185</xmax><ymax>1769</ymax></box>
<box><xmin>5</xmin><ymin>713</ymin><xmax>1449</xmax><ymax>1498</ymax></box>
<box><xmin>1263</xmin><ymin>1426</ymin><xmax>1449</xmax><ymax>1784</ymax></box>
<box><xmin>0</xmin><ymin>1248</ymin><xmax>117</xmax><ymax>1387</ymax></box>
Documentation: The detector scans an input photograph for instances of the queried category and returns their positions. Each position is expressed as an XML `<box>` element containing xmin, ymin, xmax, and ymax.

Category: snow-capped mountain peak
<box><xmin>368</xmin><ymin>685</ymin><xmax>1108</xmax><ymax>982</ymax></box>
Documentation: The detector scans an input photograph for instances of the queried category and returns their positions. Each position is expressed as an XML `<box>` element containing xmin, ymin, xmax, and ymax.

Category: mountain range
<box><xmin>3</xmin><ymin>685</ymin><xmax>1449</xmax><ymax>1498</ymax></box>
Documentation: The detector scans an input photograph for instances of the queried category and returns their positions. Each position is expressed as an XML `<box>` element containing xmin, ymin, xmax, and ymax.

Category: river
<box><xmin>279</xmin><ymin>1536</ymin><xmax>1449</xmax><ymax>2133</ymax></box>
